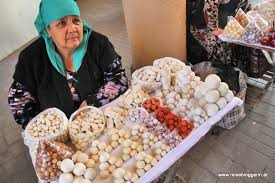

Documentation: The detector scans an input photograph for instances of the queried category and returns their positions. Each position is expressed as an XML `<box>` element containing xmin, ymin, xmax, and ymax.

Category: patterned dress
<box><xmin>8</xmin><ymin>58</ymin><xmax>128</xmax><ymax>128</ymax></box>
<box><xmin>190</xmin><ymin>0</ymin><xmax>246</xmax><ymax>66</ymax></box>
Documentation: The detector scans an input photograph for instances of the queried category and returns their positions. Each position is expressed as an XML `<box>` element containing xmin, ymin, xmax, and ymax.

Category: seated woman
<box><xmin>190</xmin><ymin>0</ymin><xmax>248</xmax><ymax>65</ymax></box>
<box><xmin>8</xmin><ymin>0</ymin><xmax>128</xmax><ymax>128</ymax></box>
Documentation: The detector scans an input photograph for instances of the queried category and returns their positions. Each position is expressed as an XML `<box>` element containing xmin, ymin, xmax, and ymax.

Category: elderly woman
<box><xmin>190</xmin><ymin>0</ymin><xmax>248</xmax><ymax>65</ymax></box>
<box><xmin>8</xmin><ymin>0</ymin><xmax>128</xmax><ymax>128</ymax></box>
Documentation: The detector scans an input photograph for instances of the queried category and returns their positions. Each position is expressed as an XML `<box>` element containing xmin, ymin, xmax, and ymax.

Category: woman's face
<box><xmin>47</xmin><ymin>15</ymin><xmax>83</xmax><ymax>51</ymax></box>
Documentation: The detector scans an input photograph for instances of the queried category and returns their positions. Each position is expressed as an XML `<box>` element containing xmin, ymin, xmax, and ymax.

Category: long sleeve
<box><xmin>8</xmin><ymin>81</ymin><xmax>39</xmax><ymax>129</ymax></box>
<box><xmin>86</xmin><ymin>57</ymin><xmax>128</xmax><ymax>107</ymax></box>
<box><xmin>203</xmin><ymin>0</ymin><xmax>219</xmax><ymax>30</ymax></box>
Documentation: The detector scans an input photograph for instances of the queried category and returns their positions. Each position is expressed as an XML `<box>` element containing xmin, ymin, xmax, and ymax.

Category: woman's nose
<box><xmin>67</xmin><ymin>22</ymin><xmax>77</xmax><ymax>33</ymax></box>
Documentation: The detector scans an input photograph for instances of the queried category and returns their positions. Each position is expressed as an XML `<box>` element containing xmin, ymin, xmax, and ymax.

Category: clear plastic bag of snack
<box><xmin>222</xmin><ymin>16</ymin><xmax>246</xmax><ymax>40</ymax></box>
<box><xmin>35</xmin><ymin>140</ymin><xmax>74</xmax><ymax>182</ymax></box>
<box><xmin>235</xmin><ymin>8</ymin><xmax>250</xmax><ymax>28</ymax></box>
<box><xmin>246</xmin><ymin>11</ymin><xmax>269</xmax><ymax>32</ymax></box>
<box><xmin>243</xmin><ymin>19</ymin><xmax>263</xmax><ymax>43</ymax></box>
<box><xmin>68</xmin><ymin>106</ymin><xmax>106</xmax><ymax>150</ymax></box>
<box><xmin>254</xmin><ymin>2</ymin><xmax>275</xmax><ymax>22</ymax></box>
<box><xmin>24</xmin><ymin>108</ymin><xmax>69</xmax><ymax>163</ymax></box>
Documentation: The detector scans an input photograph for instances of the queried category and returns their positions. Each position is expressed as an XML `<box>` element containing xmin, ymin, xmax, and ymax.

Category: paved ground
<box><xmin>0</xmin><ymin>0</ymin><xmax>274</xmax><ymax>183</ymax></box>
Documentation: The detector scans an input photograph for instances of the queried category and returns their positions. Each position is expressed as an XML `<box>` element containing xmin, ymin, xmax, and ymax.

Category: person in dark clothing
<box><xmin>189</xmin><ymin>0</ymin><xmax>248</xmax><ymax>65</ymax></box>
<box><xmin>8</xmin><ymin>0</ymin><xmax>128</xmax><ymax>128</ymax></box>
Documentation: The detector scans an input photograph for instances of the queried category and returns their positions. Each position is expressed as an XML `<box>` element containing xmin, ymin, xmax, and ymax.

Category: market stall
<box><xmin>23</xmin><ymin>57</ymin><xmax>242</xmax><ymax>183</ymax></box>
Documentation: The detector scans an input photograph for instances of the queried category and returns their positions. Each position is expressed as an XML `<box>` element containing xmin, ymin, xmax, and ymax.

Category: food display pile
<box><xmin>220</xmin><ymin>7</ymin><xmax>275</xmax><ymax>50</ymax></box>
<box><xmin>24</xmin><ymin>57</ymin><xmax>239</xmax><ymax>183</ymax></box>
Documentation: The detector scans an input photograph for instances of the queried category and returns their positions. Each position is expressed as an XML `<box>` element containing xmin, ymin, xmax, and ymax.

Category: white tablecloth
<box><xmin>38</xmin><ymin>97</ymin><xmax>243</xmax><ymax>183</ymax></box>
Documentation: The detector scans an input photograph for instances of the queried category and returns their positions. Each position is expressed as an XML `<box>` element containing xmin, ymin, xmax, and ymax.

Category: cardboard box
<box><xmin>122</xmin><ymin>0</ymin><xmax>187</xmax><ymax>70</ymax></box>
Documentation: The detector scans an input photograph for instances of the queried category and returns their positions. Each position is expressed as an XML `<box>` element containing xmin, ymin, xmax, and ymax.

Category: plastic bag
<box><xmin>131</xmin><ymin>66</ymin><xmax>165</xmax><ymax>92</ymax></box>
<box><xmin>246</xmin><ymin>11</ymin><xmax>269</xmax><ymax>32</ymax></box>
<box><xmin>235</xmin><ymin>8</ymin><xmax>250</xmax><ymax>28</ymax></box>
<box><xmin>243</xmin><ymin>20</ymin><xmax>263</xmax><ymax>44</ymax></box>
<box><xmin>222</xmin><ymin>16</ymin><xmax>246</xmax><ymax>40</ymax></box>
<box><xmin>24</xmin><ymin>108</ymin><xmax>69</xmax><ymax>163</ymax></box>
<box><xmin>68</xmin><ymin>106</ymin><xmax>105</xmax><ymax>150</ymax></box>
<box><xmin>35</xmin><ymin>140</ymin><xmax>73</xmax><ymax>182</ymax></box>
<box><xmin>254</xmin><ymin>2</ymin><xmax>275</xmax><ymax>22</ymax></box>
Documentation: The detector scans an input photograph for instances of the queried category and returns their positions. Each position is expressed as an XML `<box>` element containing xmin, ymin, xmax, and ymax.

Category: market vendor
<box><xmin>8</xmin><ymin>0</ymin><xmax>128</xmax><ymax>129</ymax></box>
<box><xmin>190</xmin><ymin>0</ymin><xmax>248</xmax><ymax>65</ymax></box>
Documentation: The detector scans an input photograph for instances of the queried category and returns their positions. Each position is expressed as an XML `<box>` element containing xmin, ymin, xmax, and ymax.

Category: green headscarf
<box><xmin>34</xmin><ymin>0</ymin><xmax>92</xmax><ymax>76</ymax></box>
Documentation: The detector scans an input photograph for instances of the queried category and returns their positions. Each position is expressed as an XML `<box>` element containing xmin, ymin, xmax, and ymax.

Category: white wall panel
<box><xmin>0</xmin><ymin>0</ymin><xmax>39</xmax><ymax>60</ymax></box>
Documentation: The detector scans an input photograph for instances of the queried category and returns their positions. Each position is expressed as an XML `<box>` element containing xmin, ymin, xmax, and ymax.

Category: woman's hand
<box><xmin>79</xmin><ymin>100</ymin><xmax>88</xmax><ymax>108</ymax></box>
<box><xmin>212</xmin><ymin>28</ymin><xmax>223</xmax><ymax>37</ymax></box>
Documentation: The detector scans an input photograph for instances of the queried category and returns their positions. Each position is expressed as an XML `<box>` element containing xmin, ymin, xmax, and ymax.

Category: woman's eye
<box><xmin>57</xmin><ymin>20</ymin><xmax>66</xmax><ymax>27</ymax></box>
<box><xmin>73</xmin><ymin>18</ymin><xmax>81</xmax><ymax>25</ymax></box>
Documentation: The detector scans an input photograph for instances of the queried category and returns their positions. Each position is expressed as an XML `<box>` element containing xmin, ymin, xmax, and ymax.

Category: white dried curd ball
<box><xmin>85</xmin><ymin>159</ymin><xmax>95</xmax><ymax>168</ymax></box>
<box><xmin>131</xmin><ymin>173</ymin><xmax>139</xmax><ymax>182</ymax></box>
<box><xmin>73</xmin><ymin>176</ymin><xmax>85</xmax><ymax>183</ymax></box>
<box><xmin>205</xmin><ymin>104</ymin><xmax>219</xmax><ymax>117</ymax></box>
<box><xmin>124</xmin><ymin>171</ymin><xmax>132</xmax><ymax>181</ymax></box>
<box><xmin>100</xmin><ymin>170</ymin><xmax>110</xmax><ymax>179</ymax></box>
<box><xmin>216</xmin><ymin>97</ymin><xmax>227</xmax><ymax>109</ymax></box>
<box><xmin>114</xmin><ymin>179</ymin><xmax>125</xmax><ymax>183</ymax></box>
<box><xmin>136</xmin><ymin>169</ymin><xmax>145</xmax><ymax>176</ymax></box>
<box><xmin>99</xmin><ymin>152</ymin><xmax>110</xmax><ymax>162</ymax></box>
<box><xmin>59</xmin><ymin>173</ymin><xmax>74</xmax><ymax>183</ymax></box>
<box><xmin>225</xmin><ymin>90</ymin><xmax>234</xmax><ymax>102</ymax></box>
<box><xmin>84</xmin><ymin>168</ymin><xmax>97</xmax><ymax>181</ymax></box>
<box><xmin>199</xmin><ymin>97</ymin><xmax>207</xmax><ymax>107</ymax></box>
<box><xmin>99</xmin><ymin>162</ymin><xmax>110</xmax><ymax>170</ymax></box>
<box><xmin>82</xmin><ymin>179</ymin><xmax>92</xmax><ymax>183</ymax></box>
<box><xmin>76</xmin><ymin>153</ymin><xmax>89</xmax><ymax>164</ymax></box>
<box><xmin>108</xmin><ymin>156</ymin><xmax>117</xmax><ymax>165</ymax></box>
<box><xmin>218</xmin><ymin>82</ymin><xmax>229</xmax><ymax>96</ymax></box>
<box><xmin>61</xmin><ymin>159</ymin><xmax>75</xmax><ymax>173</ymax></box>
<box><xmin>113</xmin><ymin>168</ymin><xmax>126</xmax><ymax>179</ymax></box>
<box><xmin>205</xmin><ymin>74</ymin><xmax>221</xmax><ymax>90</ymax></box>
<box><xmin>73</xmin><ymin>163</ymin><xmax>87</xmax><ymax>176</ymax></box>
<box><xmin>205</xmin><ymin>90</ymin><xmax>220</xmax><ymax>103</ymax></box>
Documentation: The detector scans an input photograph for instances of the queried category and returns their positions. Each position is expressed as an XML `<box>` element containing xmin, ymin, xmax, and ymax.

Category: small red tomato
<box><xmin>187</xmin><ymin>123</ymin><xmax>194</xmax><ymax>129</ymax></box>
<box><xmin>167</xmin><ymin>124</ymin><xmax>175</xmax><ymax>130</ymax></box>
<box><xmin>180</xmin><ymin>120</ymin><xmax>188</xmax><ymax>127</ymax></box>
<box><xmin>180</xmin><ymin>126</ymin><xmax>188</xmax><ymax>133</ymax></box>
<box><xmin>179</xmin><ymin>131</ymin><xmax>188</xmax><ymax>138</ymax></box>
<box><xmin>158</xmin><ymin>117</ymin><xmax>165</xmax><ymax>123</ymax></box>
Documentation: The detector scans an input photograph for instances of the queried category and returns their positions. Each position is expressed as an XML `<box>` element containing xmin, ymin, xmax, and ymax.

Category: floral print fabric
<box><xmin>88</xmin><ymin>57</ymin><xmax>128</xmax><ymax>106</ymax></box>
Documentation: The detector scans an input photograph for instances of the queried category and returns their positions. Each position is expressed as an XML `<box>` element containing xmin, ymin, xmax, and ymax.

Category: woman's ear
<box><xmin>46</xmin><ymin>26</ymin><xmax>52</xmax><ymax>38</ymax></box>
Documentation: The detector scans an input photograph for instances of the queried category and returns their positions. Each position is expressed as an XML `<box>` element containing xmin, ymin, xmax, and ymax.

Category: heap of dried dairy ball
<box><xmin>69</xmin><ymin>108</ymin><xmax>105</xmax><ymax>150</ymax></box>
<box><xmin>118</xmin><ymin>86</ymin><xmax>150</xmax><ymax>110</ymax></box>
<box><xmin>104</xmin><ymin>107</ymin><xmax>128</xmax><ymax>129</ymax></box>
<box><xmin>27</xmin><ymin>111</ymin><xmax>65</xmax><ymax>138</ymax></box>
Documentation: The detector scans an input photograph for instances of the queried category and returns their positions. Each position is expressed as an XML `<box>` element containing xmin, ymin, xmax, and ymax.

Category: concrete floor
<box><xmin>0</xmin><ymin>0</ymin><xmax>274</xmax><ymax>183</ymax></box>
